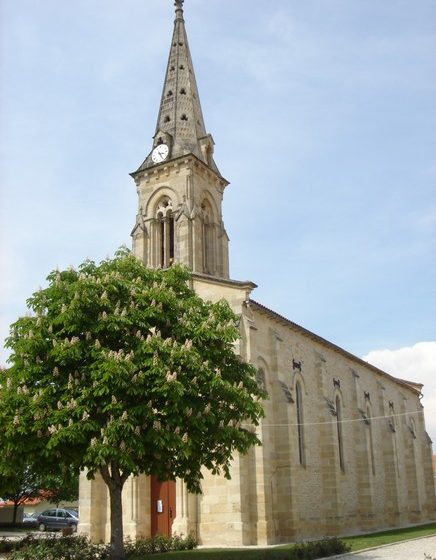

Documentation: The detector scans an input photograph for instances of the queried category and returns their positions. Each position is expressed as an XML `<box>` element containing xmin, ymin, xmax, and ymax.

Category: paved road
<box><xmin>331</xmin><ymin>535</ymin><xmax>436</xmax><ymax>559</ymax></box>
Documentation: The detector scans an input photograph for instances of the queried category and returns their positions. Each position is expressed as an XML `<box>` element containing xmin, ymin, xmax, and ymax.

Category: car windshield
<box><xmin>65</xmin><ymin>509</ymin><xmax>78</xmax><ymax>518</ymax></box>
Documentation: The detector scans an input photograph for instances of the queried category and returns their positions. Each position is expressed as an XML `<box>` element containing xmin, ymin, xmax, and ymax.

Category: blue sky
<box><xmin>1</xmin><ymin>1</ymin><xmax>435</xmax><ymax>439</ymax></box>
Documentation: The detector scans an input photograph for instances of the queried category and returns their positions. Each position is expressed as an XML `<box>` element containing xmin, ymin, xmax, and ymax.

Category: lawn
<box><xmin>129</xmin><ymin>523</ymin><xmax>436</xmax><ymax>559</ymax></box>
<box><xmin>130</xmin><ymin>548</ymin><xmax>335</xmax><ymax>560</ymax></box>
<box><xmin>342</xmin><ymin>522</ymin><xmax>436</xmax><ymax>551</ymax></box>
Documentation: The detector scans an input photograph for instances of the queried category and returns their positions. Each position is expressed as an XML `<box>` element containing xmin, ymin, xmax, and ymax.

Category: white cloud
<box><xmin>363</xmin><ymin>342</ymin><xmax>436</xmax><ymax>446</ymax></box>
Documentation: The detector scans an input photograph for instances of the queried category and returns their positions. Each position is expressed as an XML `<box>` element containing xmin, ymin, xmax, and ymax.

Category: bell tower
<box><xmin>131</xmin><ymin>0</ymin><xmax>230</xmax><ymax>279</ymax></box>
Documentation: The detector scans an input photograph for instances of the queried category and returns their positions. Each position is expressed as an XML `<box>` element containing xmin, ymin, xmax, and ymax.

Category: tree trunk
<box><xmin>108</xmin><ymin>482</ymin><xmax>124</xmax><ymax>560</ymax></box>
<box><xmin>100</xmin><ymin>464</ymin><xmax>129</xmax><ymax>560</ymax></box>
<box><xmin>12</xmin><ymin>501</ymin><xmax>18</xmax><ymax>526</ymax></box>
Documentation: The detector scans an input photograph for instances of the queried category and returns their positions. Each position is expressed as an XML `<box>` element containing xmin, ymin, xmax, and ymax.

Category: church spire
<box><xmin>174</xmin><ymin>0</ymin><xmax>184</xmax><ymax>18</ymax></box>
<box><xmin>134</xmin><ymin>0</ymin><xmax>220</xmax><ymax>176</ymax></box>
<box><xmin>131</xmin><ymin>1</ymin><xmax>230</xmax><ymax>280</ymax></box>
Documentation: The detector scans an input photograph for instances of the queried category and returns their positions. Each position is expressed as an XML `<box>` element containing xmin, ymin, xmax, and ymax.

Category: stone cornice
<box><xmin>192</xmin><ymin>272</ymin><xmax>257</xmax><ymax>292</ymax></box>
<box><xmin>130</xmin><ymin>154</ymin><xmax>229</xmax><ymax>190</ymax></box>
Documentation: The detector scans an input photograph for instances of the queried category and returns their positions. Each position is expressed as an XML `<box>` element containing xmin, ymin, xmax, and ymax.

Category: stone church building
<box><xmin>80</xmin><ymin>1</ymin><xmax>436</xmax><ymax>545</ymax></box>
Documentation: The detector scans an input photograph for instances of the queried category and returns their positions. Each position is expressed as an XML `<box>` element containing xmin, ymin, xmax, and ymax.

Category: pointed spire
<box><xmin>174</xmin><ymin>0</ymin><xmax>184</xmax><ymax>16</ymax></box>
<box><xmin>134</xmin><ymin>0</ymin><xmax>221</xmax><ymax>176</ymax></box>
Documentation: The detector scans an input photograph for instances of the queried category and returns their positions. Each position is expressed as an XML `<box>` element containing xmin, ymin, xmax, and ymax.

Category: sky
<box><xmin>0</xmin><ymin>1</ymin><xmax>435</xmax><ymax>440</ymax></box>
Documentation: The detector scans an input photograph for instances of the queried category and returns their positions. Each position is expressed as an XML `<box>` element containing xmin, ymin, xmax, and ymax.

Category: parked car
<box><xmin>36</xmin><ymin>508</ymin><xmax>79</xmax><ymax>532</ymax></box>
<box><xmin>23</xmin><ymin>511</ymin><xmax>39</xmax><ymax>526</ymax></box>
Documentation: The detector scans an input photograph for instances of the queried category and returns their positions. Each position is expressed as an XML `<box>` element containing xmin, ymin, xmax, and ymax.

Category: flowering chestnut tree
<box><xmin>0</xmin><ymin>249</ymin><xmax>265</xmax><ymax>560</ymax></box>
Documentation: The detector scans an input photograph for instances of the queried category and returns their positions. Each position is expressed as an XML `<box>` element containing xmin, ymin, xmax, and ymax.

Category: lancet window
<box><xmin>156</xmin><ymin>197</ymin><xmax>174</xmax><ymax>268</ymax></box>
<box><xmin>256</xmin><ymin>368</ymin><xmax>267</xmax><ymax>393</ymax></box>
<box><xmin>410</xmin><ymin>418</ymin><xmax>417</xmax><ymax>440</ymax></box>
<box><xmin>296</xmin><ymin>381</ymin><xmax>305</xmax><ymax>466</ymax></box>
<box><xmin>389</xmin><ymin>407</ymin><xmax>400</xmax><ymax>477</ymax></box>
<box><xmin>366</xmin><ymin>405</ymin><xmax>376</xmax><ymax>475</ymax></box>
<box><xmin>201</xmin><ymin>199</ymin><xmax>215</xmax><ymax>274</ymax></box>
<box><xmin>336</xmin><ymin>395</ymin><xmax>345</xmax><ymax>472</ymax></box>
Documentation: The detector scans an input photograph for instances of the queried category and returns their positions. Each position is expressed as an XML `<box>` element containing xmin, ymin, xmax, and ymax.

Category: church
<box><xmin>79</xmin><ymin>1</ymin><xmax>436</xmax><ymax>545</ymax></box>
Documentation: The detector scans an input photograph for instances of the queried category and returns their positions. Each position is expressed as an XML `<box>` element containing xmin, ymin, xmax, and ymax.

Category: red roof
<box><xmin>0</xmin><ymin>494</ymin><xmax>49</xmax><ymax>508</ymax></box>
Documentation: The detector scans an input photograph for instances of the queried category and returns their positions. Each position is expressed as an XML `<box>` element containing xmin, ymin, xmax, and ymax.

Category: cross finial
<box><xmin>175</xmin><ymin>0</ymin><xmax>184</xmax><ymax>9</ymax></box>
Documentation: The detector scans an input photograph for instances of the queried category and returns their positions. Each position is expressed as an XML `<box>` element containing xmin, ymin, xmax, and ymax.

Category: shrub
<box><xmin>7</xmin><ymin>532</ymin><xmax>197</xmax><ymax>560</ymax></box>
<box><xmin>0</xmin><ymin>534</ymin><xmax>39</xmax><ymax>554</ymax></box>
<box><xmin>125</xmin><ymin>533</ymin><xmax>198</xmax><ymax>556</ymax></box>
<box><xmin>174</xmin><ymin>532</ymin><xmax>197</xmax><ymax>550</ymax></box>
<box><xmin>9</xmin><ymin>535</ymin><xmax>110</xmax><ymax>560</ymax></box>
<box><xmin>289</xmin><ymin>537</ymin><xmax>351</xmax><ymax>559</ymax></box>
<box><xmin>6</xmin><ymin>534</ymin><xmax>345</xmax><ymax>560</ymax></box>
<box><xmin>0</xmin><ymin>537</ymin><xmax>16</xmax><ymax>553</ymax></box>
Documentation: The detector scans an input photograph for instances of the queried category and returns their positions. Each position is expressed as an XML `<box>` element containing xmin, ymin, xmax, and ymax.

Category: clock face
<box><xmin>151</xmin><ymin>144</ymin><xmax>169</xmax><ymax>163</ymax></box>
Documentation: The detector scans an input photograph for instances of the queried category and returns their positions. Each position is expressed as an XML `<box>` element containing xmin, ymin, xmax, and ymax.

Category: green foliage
<box><xmin>0</xmin><ymin>468</ymin><xmax>41</xmax><ymax>508</ymax></box>
<box><xmin>0</xmin><ymin>248</ymin><xmax>266</xmax><ymax>558</ymax></box>
<box><xmin>43</xmin><ymin>469</ymin><xmax>79</xmax><ymax>504</ymax></box>
<box><xmin>1</xmin><ymin>249</ymin><xmax>265</xmax><ymax>490</ymax></box>
<box><xmin>9</xmin><ymin>534</ymin><xmax>110</xmax><ymax>560</ymax></box>
<box><xmin>129</xmin><ymin>537</ymin><xmax>349</xmax><ymax>560</ymax></box>
<box><xmin>289</xmin><ymin>537</ymin><xmax>350</xmax><ymax>558</ymax></box>
<box><xmin>0</xmin><ymin>465</ymin><xmax>76</xmax><ymax>526</ymax></box>
<box><xmin>0</xmin><ymin>537</ymin><xmax>17</xmax><ymax>553</ymax></box>
<box><xmin>125</xmin><ymin>533</ymin><xmax>198</xmax><ymax>556</ymax></box>
<box><xmin>0</xmin><ymin>465</ymin><xmax>78</xmax><ymax>511</ymax></box>
<box><xmin>7</xmin><ymin>533</ymin><xmax>197</xmax><ymax>559</ymax></box>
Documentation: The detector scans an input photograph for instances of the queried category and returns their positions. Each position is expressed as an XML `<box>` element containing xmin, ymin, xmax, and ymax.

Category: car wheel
<box><xmin>38</xmin><ymin>523</ymin><xmax>46</xmax><ymax>532</ymax></box>
<box><xmin>72</xmin><ymin>524</ymin><xmax>78</xmax><ymax>533</ymax></box>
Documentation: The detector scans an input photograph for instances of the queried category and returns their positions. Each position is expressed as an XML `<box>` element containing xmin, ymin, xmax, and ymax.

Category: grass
<box><xmin>342</xmin><ymin>522</ymin><xmax>436</xmax><ymax>551</ymax></box>
<box><xmin>132</xmin><ymin>553</ymin><xmax>278</xmax><ymax>560</ymax></box>
<box><xmin>128</xmin><ymin>524</ymin><xmax>436</xmax><ymax>559</ymax></box>
<box><xmin>131</xmin><ymin>551</ymin><xmax>286</xmax><ymax>560</ymax></box>
<box><xmin>130</xmin><ymin>549</ymin><xmax>337</xmax><ymax>560</ymax></box>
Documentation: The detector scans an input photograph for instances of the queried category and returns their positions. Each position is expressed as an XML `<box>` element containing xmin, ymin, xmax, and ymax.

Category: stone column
<box><xmin>268</xmin><ymin>328</ymin><xmax>296</xmax><ymax>542</ymax></box>
<box><xmin>419</xmin><ymin>431</ymin><xmax>436</xmax><ymax>520</ymax></box>
<box><xmin>171</xmin><ymin>479</ymin><xmax>198</xmax><ymax>537</ymax></box>
<box><xmin>122</xmin><ymin>475</ymin><xmax>150</xmax><ymax>540</ymax></box>
<box><xmin>78</xmin><ymin>470</ymin><xmax>109</xmax><ymax>543</ymax></box>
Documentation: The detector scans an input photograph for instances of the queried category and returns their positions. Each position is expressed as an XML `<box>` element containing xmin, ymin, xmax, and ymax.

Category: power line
<box><xmin>245</xmin><ymin>407</ymin><xmax>429</xmax><ymax>429</ymax></box>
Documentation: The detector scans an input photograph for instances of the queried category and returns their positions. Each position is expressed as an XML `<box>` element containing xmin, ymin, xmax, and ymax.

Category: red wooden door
<box><xmin>150</xmin><ymin>477</ymin><xmax>176</xmax><ymax>537</ymax></box>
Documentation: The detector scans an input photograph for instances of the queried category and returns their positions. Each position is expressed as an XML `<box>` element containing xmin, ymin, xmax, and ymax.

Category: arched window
<box><xmin>256</xmin><ymin>368</ymin><xmax>267</xmax><ymax>393</ymax></box>
<box><xmin>389</xmin><ymin>408</ymin><xmax>400</xmax><ymax>477</ymax></box>
<box><xmin>366</xmin><ymin>405</ymin><xmax>376</xmax><ymax>476</ymax></box>
<box><xmin>296</xmin><ymin>381</ymin><xmax>305</xmax><ymax>466</ymax></box>
<box><xmin>156</xmin><ymin>197</ymin><xmax>174</xmax><ymax>268</ymax></box>
<box><xmin>410</xmin><ymin>418</ymin><xmax>417</xmax><ymax>440</ymax></box>
<box><xmin>336</xmin><ymin>396</ymin><xmax>345</xmax><ymax>472</ymax></box>
<box><xmin>201</xmin><ymin>199</ymin><xmax>215</xmax><ymax>274</ymax></box>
